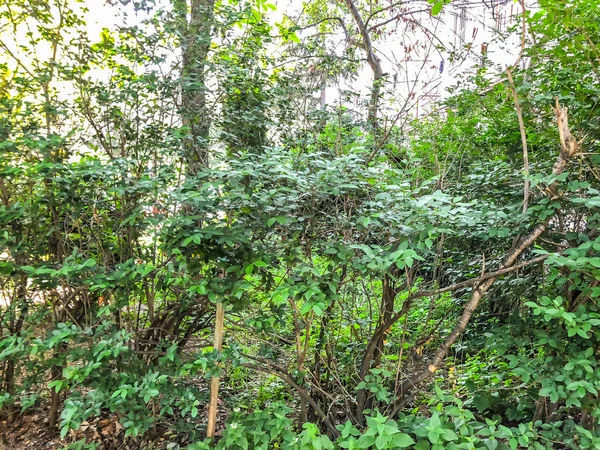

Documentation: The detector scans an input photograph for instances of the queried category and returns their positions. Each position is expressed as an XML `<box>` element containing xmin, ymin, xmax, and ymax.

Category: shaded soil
<box><xmin>1</xmin><ymin>412</ymin><xmax>60</xmax><ymax>450</ymax></box>
<box><xmin>1</xmin><ymin>404</ymin><xmax>229</xmax><ymax>450</ymax></box>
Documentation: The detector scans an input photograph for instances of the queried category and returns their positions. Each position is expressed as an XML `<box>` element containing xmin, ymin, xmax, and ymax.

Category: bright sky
<box><xmin>1</xmin><ymin>0</ymin><xmax>524</xmax><ymax>120</ymax></box>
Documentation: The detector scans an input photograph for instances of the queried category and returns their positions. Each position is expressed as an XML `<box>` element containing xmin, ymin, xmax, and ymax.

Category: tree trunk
<box><xmin>344</xmin><ymin>0</ymin><xmax>384</xmax><ymax>129</ymax></box>
<box><xmin>356</xmin><ymin>276</ymin><xmax>402</xmax><ymax>424</ymax></box>
<box><xmin>175</xmin><ymin>0</ymin><xmax>215</xmax><ymax>173</ymax></box>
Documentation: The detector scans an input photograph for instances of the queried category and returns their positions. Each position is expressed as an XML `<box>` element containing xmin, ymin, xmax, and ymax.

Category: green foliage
<box><xmin>1</xmin><ymin>0</ymin><xmax>600</xmax><ymax>448</ymax></box>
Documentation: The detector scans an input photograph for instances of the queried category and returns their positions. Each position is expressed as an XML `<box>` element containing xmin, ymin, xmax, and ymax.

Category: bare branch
<box><xmin>390</xmin><ymin>105</ymin><xmax>579</xmax><ymax>414</ymax></box>
<box><xmin>241</xmin><ymin>361</ymin><xmax>340</xmax><ymax>437</ymax></box>
<box><xmin>506</xmin><ymin>67</ymin><xmax>529</xmax><ymax>213</ymax></box>
<box><xmin>344</xmin><ymin>0</ymin><xmax>384</xmax><ymax>127</ymax></box>
<box><xmin>295</xmin><ymin>16</ymin><xmax>349</xmax><ymax>40</ymax></box>
<box><xmin>367</xmin><ymin>9</ymin><xmax>431</xmax><ymax>32</ymax></box>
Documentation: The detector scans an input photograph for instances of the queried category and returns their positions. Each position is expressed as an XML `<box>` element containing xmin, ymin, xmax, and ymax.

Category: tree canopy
<box><xmin>1</xmin><ymin>0</ymin><xmax>600</xmax><ymax>449</ymax></box>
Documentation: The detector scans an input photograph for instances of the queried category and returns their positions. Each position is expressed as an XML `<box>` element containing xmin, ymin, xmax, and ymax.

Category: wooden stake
<box><xmin>207</xmin><ymin>301</ymin><xmax>224</xmax><ymax>439</ymax></box>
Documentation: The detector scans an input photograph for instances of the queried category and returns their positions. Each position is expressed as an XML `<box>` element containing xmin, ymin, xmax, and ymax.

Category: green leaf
<box><xmin>48</xmin><ymin>380</ymin><xmax>63</xmax><ymax>393</ymax></box>
<box><xmin>539</xmin><ymin>387</ymin><xmax>552</xmax><ymax>397</ymax></box>
<box><xmin>473</xmin><ymin>395</ymin><xmax>491</xmax><ymax>412</ymax></box>
<box><xmin>60</xmin><ymin>425</ymin><xmax>70</xmax><ymax>439</ymax></box>
<box><xmin>289</xmin><ymin>32</ymin><xmax>301</xmax><ymax>43</ymax></box>
<box><xmin>442</xmin><ymin>429</ymin><xmax>458</xmax><ymax>441</ymax></box>
<box><xmin>392</xmin><ymin>433</ymin><xmax>415</xmax><ymax>448</ymax></box>
<box><xmin>427</xmin><ymin>430</ymin><xmax>440</xmax><ymax>444</ymax></box>
<box><xmin>429</xmin><ymin>412</ymin><xmax>441</xmax><ymax>428</ymax></box>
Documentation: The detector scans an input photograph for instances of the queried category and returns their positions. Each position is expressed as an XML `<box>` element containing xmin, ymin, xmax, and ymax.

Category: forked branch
<box><xmin>388</xmin><ymin>102</ymin><xmax>578</xmax><ymax>415</ymax></box>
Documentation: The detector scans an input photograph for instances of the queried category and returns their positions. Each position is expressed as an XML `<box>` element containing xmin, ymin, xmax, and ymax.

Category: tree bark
<box><xmin>175</xmin><ymin>0</ymin><xmax>215</xmax><ymax>173</ymax></box>
<box><xmin>344</xmin><ymin>0</ymin><xmax>384</xmax><ymax>129</ymax></box>
<box><xmin>5</xmin><ymin>277</ymin><xmax>27</xmax><ymax>425</ymax></box>
<box><xmin>356</xmin><ymin>275</ymin><xmax>398</xmax><ymax>423</ymax></box>
<box><xmin>389</xmin><ymin>102</ymin><xmax>579</xmax><ymax>415</ymax></box>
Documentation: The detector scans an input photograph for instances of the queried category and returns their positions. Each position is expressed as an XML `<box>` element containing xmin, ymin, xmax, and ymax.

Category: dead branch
<box><xmin>506</xmin><ymin>68</ymin><xmax>530</xmax><ymax>213</ymax></box>
<box><xmin>389</xmin><ymin>102</ymin><xmax>579</xmax><ymax>415</ymax></box>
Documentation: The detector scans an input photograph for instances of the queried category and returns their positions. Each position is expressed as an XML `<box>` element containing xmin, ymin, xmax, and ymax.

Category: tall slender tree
<box><xmin>174</xmin><ymin>0</ymin><xmax>215</xmax><ymax>172</ymax></box>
